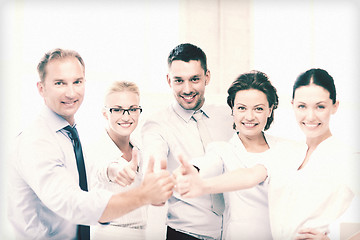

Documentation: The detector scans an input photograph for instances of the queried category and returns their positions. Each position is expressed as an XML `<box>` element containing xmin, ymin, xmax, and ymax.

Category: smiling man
<box><xmin>7</xmin><ymin>48</ymin><xmax>175</xmax><ymax>240</ymax></box>
<box><xmin>141</xmin><ymin>43</ymin><xmax>234</xmax><ymax>240</ymax></box>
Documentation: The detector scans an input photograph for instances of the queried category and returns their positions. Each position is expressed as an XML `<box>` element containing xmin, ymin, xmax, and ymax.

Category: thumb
<box><xmin>130</xmin><ymin>147</ymin><xmax>139</xmax><ymax>170</ymax></box>
<box><xmin>178</xmin><ymin>155</ymin><xmax>196</xmax><ymax>174</ymax></box>
<box><xmin>160</xmin><ymin>158</ymin><xmax>167</xmax><ymax>170</ymax></box>
<box><xmin>146</xmin><ymin>156</ymin><xmax>155</xmax><ymax>174</ymax></box>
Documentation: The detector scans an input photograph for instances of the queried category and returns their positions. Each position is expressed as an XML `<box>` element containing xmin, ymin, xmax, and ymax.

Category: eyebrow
<box><xmin>109</xmin><ymin>105</ymin><xmax>139</xmax><ymax>108</ymax></box>
<box><xmin>296</xmin><ymin>101</ymin><xmax>327</xmax><ymax>105</ymax></box>
<box><xmin>316</xmin><ymin>101</ymin><xmax>327</xmax><ymax>105</ymax></box>
<box><xmin>234</xmin><ymin>103</ymin><xmax>266</xmax><ymax>106</ymax></box>
<box><xmin>173</xmin><ymin>74</ymin><xmax>201</xmax><ymax>79</ymax></box>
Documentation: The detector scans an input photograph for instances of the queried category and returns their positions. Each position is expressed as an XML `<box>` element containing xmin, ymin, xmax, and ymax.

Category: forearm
<box><xmin>99</xmin><ymin>186</ymin><xmax>149</xmax><ymax>223</ymax></box>
<box><xmin>201</xmin><ymin>164</ymin><xmax>267</xmax><ymax>194</ymax></box>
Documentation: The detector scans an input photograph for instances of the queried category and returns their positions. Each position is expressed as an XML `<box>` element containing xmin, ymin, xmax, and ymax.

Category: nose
<box><xmin>245</xmin><ymin>110</ymin><xmax>254</xmax><ymax>120</ymax></box>
<box><xmin>182</xmin><ymin>81</ymin><xmax>192</xmax><ymax>94</ymax></box>
<box><xmin>306</xmin><ymin>108</ymin><xmax>316</xmax><ymax>121</ymax></box>
<box><xmin>65</xmin><ymin>84</ymin><xmax>75</xmax><ymax>98</ymax></box>
<box><xmin>121</xmin><ymin>110</ymin><xmax>131</xmax><ymax>120</ymax></box>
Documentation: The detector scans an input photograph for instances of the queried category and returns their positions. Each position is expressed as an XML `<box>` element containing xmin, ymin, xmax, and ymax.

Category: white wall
<box><xmin>252</xmin><ymin>0</ymin><xmax>360</xmax><ymax>149</ymax></box>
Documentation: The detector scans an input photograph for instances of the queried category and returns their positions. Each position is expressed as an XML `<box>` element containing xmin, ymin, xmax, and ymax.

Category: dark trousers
<box><xmin>166</xmin><ymin>226</ymin><xmax>200</xmax><ymax>240</ymax></box>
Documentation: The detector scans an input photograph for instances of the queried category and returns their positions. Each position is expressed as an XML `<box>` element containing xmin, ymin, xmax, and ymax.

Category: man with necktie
<box><xmin>141</xmin><ymin>43</ymin><xmax>234</xmax><ymax>240</ymax></box>
<box><xmin>7</xmin><ymin>48</ymin><xmax>175</xmax><ymax>240</ymax></box>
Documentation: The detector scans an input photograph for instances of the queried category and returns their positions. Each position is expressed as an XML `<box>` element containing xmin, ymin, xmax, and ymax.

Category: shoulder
<box><xmin>266</xmin><ymin>134</ymin><xmax>306</xmax><ymax>151</ymax></box>
<box><xmin>141</xmin><ymin>105</ymin><xmax>174</xmax><ymax>129</ymax></box>
<box><xmin>206</xmin><ymin>134</ymin><xmax>239</xmax><ymax>156</ymax></box>
<box><xmin>18</xmin><ymin>117</ymin><xmax>54</xmax><ymax>146</ymax></box>
<box><xmin>205</xmin><ymin>103</ymin><xmax>232</xmax><ymax>116</ymax></box>
<box><xmin>206</xmin><ymin>140</ymin><xmax>232</xmax><ymax>152</ymax></box>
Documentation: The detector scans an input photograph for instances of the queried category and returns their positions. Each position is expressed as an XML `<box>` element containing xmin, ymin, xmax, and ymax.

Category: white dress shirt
<box><xmin>268</xmin><ymin>136</ymin><xmax>359</xmax><ymax>240</ymax></box>
<box><xmin>85</xmin><ymin>129</ymin><xmax>147</xmax><ymax>239</ymax></box>
<box><xmin>7</xmin><ymin>106</ymin><xmax>112</xmax><ymax>240</ymax></box>
<box><xmin>141</xmin><ymin>101</ymin><xmax>234</xmax><ymax>239</ymax></box>
<box><xmin>197</xmin><ymin>133</ymin><xmax>306</xmax><ymax>240</ymax></box>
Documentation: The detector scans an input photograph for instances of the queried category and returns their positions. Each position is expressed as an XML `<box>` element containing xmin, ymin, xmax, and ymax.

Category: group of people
<box><xmin>7</xmin><ymin>43</ymin><xmax>359</xmax><ymax>240</ymax></box>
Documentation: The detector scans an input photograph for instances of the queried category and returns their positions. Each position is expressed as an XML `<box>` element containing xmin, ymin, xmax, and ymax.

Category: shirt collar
<box><xmin>230</xmin><ymin>132</ymin><xmax>274</xmax><ymax>149</ymax></box>
<box><xmin>171</xmin><ymin>100</ymin><xmax>211</xmax><ymax>123</ymax></box>
<box><xmin>40</xmin><ymin>105</ymin><xmax>75</xmax><ymax>133</ymax></box>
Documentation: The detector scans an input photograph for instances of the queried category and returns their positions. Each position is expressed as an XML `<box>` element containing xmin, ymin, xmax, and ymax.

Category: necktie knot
<box><xmin>192</xmin><ymin>111</ymin><xmax>204</xmax><ymax>121</ymax></box>
<box><xmin>64</xmin><ymin>125</ymin><xmax>79</xmax><ymax>141</ymax></box>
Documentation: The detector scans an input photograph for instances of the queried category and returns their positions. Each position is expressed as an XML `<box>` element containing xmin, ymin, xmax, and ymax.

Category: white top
<box><xmin>197</xmin><ymin>133</ymin><xmax>306</xmax><ymax>240</ymax></box>
<box><xmin>7</xmin><ymin>106</ymin><xmax>112</xmax><ymax>240</ymax></box>
<box><xmin>268</xmin><ymin>136</ymin><xmax>359</xmax><ymax>240</ymax></box>
<box><xmin>85</xmin><ymin>129</ymin><xmax>147</xmax><ymax>229</ymax></box>
<box><xmin>141</xmin><ymin>101</ymin><xmax>234</xmax><ymax>239</ymax></box>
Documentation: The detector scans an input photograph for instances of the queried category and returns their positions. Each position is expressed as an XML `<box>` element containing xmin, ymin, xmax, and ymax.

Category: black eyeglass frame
<box><xmin>105</xmin><ymin>107</ymin><xmax>143</xmax><ymax>115</ymax></box>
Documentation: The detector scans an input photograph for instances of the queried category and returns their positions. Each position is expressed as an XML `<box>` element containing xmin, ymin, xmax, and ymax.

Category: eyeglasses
<box><xmin>105</xmin><ymin>107</ymin><xmax>142</xmax><ymax>116</ymax></box>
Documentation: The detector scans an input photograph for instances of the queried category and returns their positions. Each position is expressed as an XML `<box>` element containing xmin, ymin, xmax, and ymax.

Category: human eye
<box><xmin>297</xmin><ymin>104</ymin><xmax>305</xmax><ymax>109</ymax></box>
<box><xmin>191</xmin><ymin>77</ymin><xmax>200</xmax><ymax>82</ymax></box>
<box><xmin>173</xmin><ymin>78</ymin><xmax>183</xmax><ymax>83</ymax></box>
<box><xmin>129</xmin><ymin>108</ymin><xmax>138</xmax><ymax>112</ymax></box>
<box><xmin>317</xmin><ymin>105</ymin><xmax>325</xmax><ymax>110</ymax></box>
<box><xmin>111</xmin><ymin>108</ymin><xmax>122</xmax><ymax>113</ymax></box>
<box><xmin>237</xmin><ymin>106</ymin><xmax>246</xmax><ymax>111</ymax></box>
<box><xmin>54</xmin><ymin>81</ymin><xmax>64</xmax><ymax>86</ymax></box>
<box><xmin>255</xmin><ymin>107</ymin><xmax>264</xmax><ymax>112</ymax></box>
<box><xmin>74</xmin><ymin>79</ymin><xmax>83</xmax><ymax>85</ymax></box>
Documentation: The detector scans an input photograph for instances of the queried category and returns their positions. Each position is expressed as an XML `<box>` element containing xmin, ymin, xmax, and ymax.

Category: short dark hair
<box><xmin>167</xmin><ymin>43</ymin><xmax>207</xmax><ymax>73</ymax></box>
<box><xmin>227</xmin><ymin>70</ymin><xmax>279</xmax><ymax>131</ymax></box>
<box><xmin>37</xmin><ymin>48</ymin><xmax>85</xmax><ymax>82</ymax></box>
<box><xmin>292</xmin><ymin>68</ymin><xmax>337</xmax><ymax>104</ymax></box>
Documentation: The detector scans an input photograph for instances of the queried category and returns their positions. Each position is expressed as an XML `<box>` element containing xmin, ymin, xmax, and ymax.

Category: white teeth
<box><xmin>183</xmin><ymin>96</ymin><xmax>194</xmax><ymax>100</ymax></box>
<box><xmin>118</xmin><ymin>123</ymin><xmax>132</xmax><ymax>127</ymax></box>
<box><xmin>243</xmin><ymin>123</ymin><xmax>256</xmax><ymax>127</ymax></box>
<box><xmin>63</xmin><ymin>101</ymin><xmax>75</xmax><ymax>105</ymax></box>
<box><xmin>304</xmin><ymin>123</ymin><xmax>319</xmax><ymax>128</ymax></box>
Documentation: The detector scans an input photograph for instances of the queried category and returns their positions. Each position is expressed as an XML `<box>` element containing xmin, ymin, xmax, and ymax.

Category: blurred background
<box><xmin>1</xmin><ymin>0</ymin><xmax>359</xmax><ymax>239</ymax></box>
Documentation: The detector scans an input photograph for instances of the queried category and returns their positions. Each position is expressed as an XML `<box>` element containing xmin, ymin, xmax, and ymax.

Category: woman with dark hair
<box><xmin>175</xmin><ymin>68</ymin><xmax>359</xmax><ymax>240</ymax></box>
<box><xmin>176</xmin><ymin>70</ymin><xmax>306</xmax><ymax>239</ymax></box>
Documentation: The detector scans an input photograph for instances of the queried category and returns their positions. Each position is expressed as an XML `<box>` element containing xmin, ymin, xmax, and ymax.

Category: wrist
<box><xmin>107</xmin><ymin>162</ymin><xmax>119</xmax><ymax>182</ymax></box>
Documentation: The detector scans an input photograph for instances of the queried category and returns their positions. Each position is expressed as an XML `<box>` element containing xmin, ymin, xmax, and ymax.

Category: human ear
<box><xmin>102</xmin><ymin>108</ymin><xmax>109</xmax><ymax>120</ymax></box>
<box><xmin>37</xmin><ymin>81</ymin><xmax>45</xmax><ymax>97</ymax></box>
<box><xmin>331</xmin><ymin>100</ymin><xmax>339</xmax><ymax>114</ymax></box>
<box><xmin>268</xmin><ymin>106</ymin><xmax>273</xmax><ymax>118</ymax></box>
<box><xmin>205</xmin><ymin>70</ymin><xmax>211</xmax><ymax>86</ymax></box>
<box><xmin>166</xmin><ymin>74</ymin><xmax>172</xmax><ymax>88</ymax></box>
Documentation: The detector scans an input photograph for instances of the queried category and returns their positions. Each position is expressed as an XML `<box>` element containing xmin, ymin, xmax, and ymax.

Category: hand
<box><xmin>295</xmin><ymin>228</ymin><xmax>330</xmax><ymax>240</ymax></box>
<box><xmin>173</xmin><ymin>155</ymin><xmax>204</xmax><ymax>198</ymax></box>
<box><xmin>142</xmin><ymin>156</ymin><xmax>175</xmax><ymax>205</ymax></box>
<box><xmin>108</xmin><ymin>148</ymin><xmax>139</xmax><ymax>187</ymax></box>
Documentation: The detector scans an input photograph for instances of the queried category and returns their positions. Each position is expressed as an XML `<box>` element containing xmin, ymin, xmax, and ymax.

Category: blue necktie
<box><xmin>64</xmin><ymin>125</ymin><xmax>90</xmax><ymax>240</ymax></box>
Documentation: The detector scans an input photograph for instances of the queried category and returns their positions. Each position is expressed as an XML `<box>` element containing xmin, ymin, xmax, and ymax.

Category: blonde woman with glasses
<box><xmin>86</xmin><ymin>81</ymin><xmax>147</xmax><ymax>240</ymax></box>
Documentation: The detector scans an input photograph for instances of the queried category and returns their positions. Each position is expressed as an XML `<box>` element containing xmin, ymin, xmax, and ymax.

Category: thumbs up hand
<box><xmin>173</xmin><ymin>155</ymin><xmax>204</xmax><ymax>198</ymax></box>
<box><xmin>108</xmin><ymin>148</ymin><xmax>139</xmax><ymax>187</ymax></box>
<box><xmin>141</xmin><ymin>156</ymin><xmax>175</xmax><ymax>205</ymax></box>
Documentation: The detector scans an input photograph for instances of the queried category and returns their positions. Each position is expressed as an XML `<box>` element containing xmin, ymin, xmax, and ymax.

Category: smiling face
<box><xmin>37</xmin><ymin>57</ymin><xmax>85</xmax><ymax>125</ymax></box>
<box><xmin>233</xmin><ymin>89</ymin><xmax>272</xmax><ymax>139</ymax></box>
<box><xmin>103</xmin><ymin>90</ymin><xmax>140</xmax><ymax>138</ymax></box>
<box><xmin>292</xmin><ymin>84</ymin><xmax>339</xmax><ymax>142</ymax></box>
<box><xmin>167</xmin><ymin>60</ymin><xmax>210</xmax><ymax>111</ymax></box>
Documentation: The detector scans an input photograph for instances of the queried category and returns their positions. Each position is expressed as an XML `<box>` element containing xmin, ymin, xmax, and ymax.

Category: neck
<box><xmin>238</xmin><ymin>132</ymin><xmax>269</xmax><ymax>153</ymax></box>
<box><xmin>106</xmin><ymin>129</ymin><xmax>132</xmax><ymax>161</ymax></box>
<box><xmin>298</xmin><ymin>130</ymin><xmax>332</xmax><ymax>170</ymax></box>
<box><xmin>306</xmin><ymin>130</ymin><xmax>332</xmax><ymax>151</ymax></box>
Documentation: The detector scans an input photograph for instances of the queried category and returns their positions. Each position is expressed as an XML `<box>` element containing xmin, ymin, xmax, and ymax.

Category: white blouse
<box><xmin>268</xmin><ymin>136</ymin><xmax>359</xmax><ymax>240</ymax></box>
<box><xmin>85</xmin><ymin>129</ymin><xmax>147</xmax><ymax>230</ymax></box>
<box><xmin>197</xmin><ymin>133</ymin><xmax>306</xmax><ymax>240</ymax></box>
